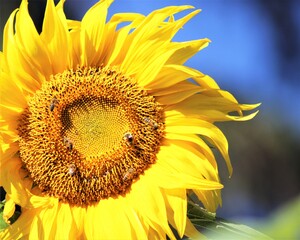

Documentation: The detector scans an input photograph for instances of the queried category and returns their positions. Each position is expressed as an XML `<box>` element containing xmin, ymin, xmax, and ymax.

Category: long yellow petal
<box><xmin>165</xmin><ymin>132</ymin><xmax>217</xmax><ymax>170</ymax></box>
<box><xmin>41</xmin><ymin>0</ymin><xmax>69</xmax><ymax>73</ymax></box>
<box><xmin>165</xmin><ymin>89</ymin><xmax>260</xmax><ymax>122</ymax></box>
<box><xmin>122</xmin><ymin>200</ymin><xmax>148</xmax><ymax>239</ymax></box>
<box><xmin>0</xmin><ymin>52</ymin><xmax>6</xmax><ymax>71</ymax></box>
<box><xmin>124</xmin><ymin>42</ymin><xmax>200</xmax><ymax>87</ymax></box>
<box><xmin>69</xmin><ymin>29</ymin><xmax>81</xmax><ymax>67</ymax></box>
<box><xmin>3</xmin><ymin>195</ymin><xmax>15</xmax><ymax>224</ymax></box>
<box><xmin>159</xmin><ymin>142</ymin><xmax>219</xmax><ymax>182</ymax></box>
<box><xmin>0</xmin><ymin>70</ymin><xmax>27</xmax><ymax>109</ymax></box>
<box><xmin>0</xmin><ymin>110</ymin><xmax>22</xmax><ymax>137</ymax></box>
<box><xmin>80</xmin><ymin>0</ymin><xmax>113</xmax><ymax>66</ymax></box>
<box><xmin>121</xmin><ymin>5</ymin><xmax>195</xmax><ymax>71</ymax></box>
<box><xmin>193</xmin><ymin>189</ymin><xmax>221</xmax><ymax>213</ymax></box>
<box><xmin>185</xmin><ymin>217</ymin><xmax>205</xmax><ymax>239</ymax></box>
<box><xmin>166</xmin><ymin>116</ymin><xmax>233</xmax><ymax>176</ymax></box>
<box><xmin>70</xmin><ymin>206</ymin><xmax>86</xmax><ymax>237</ymax></box>
<box><xmin>167</xmin><ymin>38</ymin><xmax>210</xmax><ymax>65</ymax></box>
<box><xmin>162</xmin><ymin>189</ymin><xmax>187</xmax><ymax>238</ymax></box>
<box><xmin>107</xmin><ymin>13</ymin><xmax>145</xmax><ymax>65</ymax></box>
<box><xmin>55</xmin><ymin>203</ymin><xmax>76</xmax><ymax>239</ymax></box>
<box><xmin>0</xmin><ymin>209</ymin><xmax>37</xmax><ymax>240</ymax></box>
<box><xmin>84</xmin><ymin>198</ymin><xmax>142</xmax><ymax>239</ymax></box>
<box><xmin>37</xmin><ymin>203</ymin><xmax>59</xmax><ymax>239</ymax></box>
<box><xmin>150</xmin><ymin>147</ymin><xmax>223</xmax><ymax>190</ymax></box>
<box><xmin>156</xmin><ymin>87</ymin><xmax>200</xmax><ymax>105</ymax></box>
<box><xmin>145</xmin><ymin>63</ymin><xmax>204</xmax><ymax>89</ymax></box>
<box><xmin>129</xmin><ymin>175</ymin><xmax>176</xmax><ymax>239</ymax></box>
<box><xmin>3</xmin><ymin>9</ymin><xmax>42</xmax><ymax>94</ymax></box>
<box><xmin>121</xmin><ymin>6</ymin><xmax>196</xmax><ymax>81</ymax></box>
<box><xmin>15</xmin><ymin>0</ymin><xmax>52</xmax><ymax>78</ymax></box>
<box><xmin>0</xmin><ymin>157</ymin><xmax>31</xmax><ymax>207</ymax></box>
<box><xmin>149</xmin><ymin>81</ymin><xmax>199</xmax><ymax>96</ymax></box>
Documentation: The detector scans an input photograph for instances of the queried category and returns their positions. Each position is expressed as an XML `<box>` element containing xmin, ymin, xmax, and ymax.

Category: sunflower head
<box><xmin>17</xmin><ymin>65</ymin><xmax>166</xmax><ymax>205</ymax></box>
<box><xmin>0</xmin><ymin>0</ymin><xmax>259</xmax><ymax>239</ymax></box>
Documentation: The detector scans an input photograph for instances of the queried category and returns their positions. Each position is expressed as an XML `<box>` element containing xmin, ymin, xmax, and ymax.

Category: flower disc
<box><xmin>17</xmin><ymin>66</ymin><xmax>165</xmax><ymax>206</ymax></box>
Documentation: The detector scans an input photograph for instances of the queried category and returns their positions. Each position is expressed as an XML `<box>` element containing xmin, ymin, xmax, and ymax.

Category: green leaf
<box><xmin>187</xmin><ymin>201</ymin><xmax>272</xmax><ymax>239</ymax></box>
<box><xmin>0</xmin><ymin>202</ymin><xmax>9</xmax><ymax>232</ymax></box>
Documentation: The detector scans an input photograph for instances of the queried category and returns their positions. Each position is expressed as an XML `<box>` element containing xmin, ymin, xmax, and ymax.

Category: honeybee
<box><xmin>49</xmin><ymin>97</ymin><xmax>59</xmax><ymax>111</ymax></box>
<box><xmin>63</xmin><ymin>136</ymin><xmax>73</xmax><ymax>150</ymax></box>
<box><xmin>68</xmin><ymin>164</ymin><xmax>76</xmax><ymax>176</ymax></box>
<box><xmin>123</xmin><ymin>168</ymin><xmax>135</xmax><ymax>181</ymax></box>
<box><xmin>123</xmin><ymin>132</ymin><xmax>133</xmax><ymax>144</ymax></box>
<box><xmin>144</xmin><ymin>117</ymin><xmax>158</xmax><ymax>130</ymax></box>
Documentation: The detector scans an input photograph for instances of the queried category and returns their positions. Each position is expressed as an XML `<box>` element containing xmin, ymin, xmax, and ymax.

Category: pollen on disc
<box><xmin>61</xmin><ymin>97</ymin><xmax>130</xmax><ymax>157</ymax></box>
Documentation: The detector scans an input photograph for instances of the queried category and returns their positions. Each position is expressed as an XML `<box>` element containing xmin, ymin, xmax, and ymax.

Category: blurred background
<box><xmin>1</xmin><ymin>0</ymin><xmax>300</xmax><ymax>237</ymax></box>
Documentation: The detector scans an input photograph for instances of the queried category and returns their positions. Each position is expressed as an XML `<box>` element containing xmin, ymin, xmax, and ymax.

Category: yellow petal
<box><xmin>122</xmin><ymin>199</ymin><xmax>149</xmax><ymax>239</ymax></box>
<box><xmin>156</xmin><ymin>87</ymin><xmax>200</xmax><ymax>105</ymax></box>
<box><xmin>166</xmin><ymin>89</ymin><xmax>260</xmax><ymax>122</ymax></box>
<box><xmin>150</xmin><ymin>147</ymin><xmax>223</xmax><ymax>190</ymax></box>
<box><xmin>100</xmin><ymin>13</ymin><xmax>146</xmax><ymax>66</ymax></box>
<box><xmin>107</xmin><ymin>13</ymin><xmax>145</xmax><ymax>65</ymax></box>
<box><xmin>145</xmin><ymin>64</ymin><xmax>204</xmax><ymax>89</ymax></box>
<box><xmin>166</xmin><ymin>116</ymin><xmax>233</xmax><ymax>176</ymax></box>
<box><xmin>0</xmin><ymin>209</ymin><xmax>37</xmax><ymax>240</ymax></box>
<box><xmin>165</xmin><ymin>132</ymin><xmax>217</xmax><ymax>170</ymax></box>
<box><xmin>0</xmin><ymin>70</ymin><xmax>27</xmax><ymax>109</ymax></box>
<box><xmin>147</xmin><ymin>227</ymin><xmax>165</xmax><ymax>239</ymax></box>
<box><xmin>37</xmin><ymin>203</ymin><xmax>59</xmax><ymax>238</ymax></box>
<box><xmin>193</xmin><ymin>74</ymin><xmax>220</xmax><ymax>89</ymax></box>
<box><xmin>129</xmin><ymin>175</ymin><xmax>176</xmax><ymax>239</ymax></box>
<box><xmin>80</xmin><ymin>0</ymin><xmax>113</xmax><ymax>66</ymax></box>
<box><xmin>0</xmin><ymin>52</ymin><xmax>6</xmax><ymax>71</ymax></box>
<box><xmin>121</xmin><ymin>6</ymin><xmax>198</xmax><ymax>83</ymax></box>
<box><xmin>0</xmin><ymin>139</ymin><xmax>19</xmax><ymax>165</ymax></box>
<box><xmin>15</xmin><ymin>0</ymin><xmax>52</xmax><ymax>78</ymax></box>
<box><xmin>29</xmin><ymin>210</ymin><xmax>46</xmax><ymax>240</ymax></box>
<box><xmin>163</xmin><ymin>189</ymin><xmax>187</xmax><ymax>238</ymax></box>
<box><xmin>3</xmin><ymin>195</ymin><xmax>15</xmax><ymax>224</ymax></box>
<box><xmin>159</xmin><ymin>142</ymin><xmax>219</xmax><ymax>182</ymax></box>
<box><xmin>149</xmin><ymin>81</ymin><xmax>199</xmax><ymax>96</ymax></box>
<box><xmin>0</xmin><ymin>157</ymin><xmax>31</xmax><ymax>207</ymax></box>
<box><xmin>0</xmin><ymin>106</ymin><xmax>23</xmax><ymax>132</ymax></box>
<box><xmin>184</xmin><ymin>217</ymin><xmax>205</xmax><ymax>239</ymax></box>
<box><xmin>3</xmin><ymin>9</ymin><xmax>42</xmax><ymax>94</ymax></box>
<box><xmin>167</xmin><ymin>38</ymin><xmax>210</xmax><ymax>65</ymax></box>
<box><xmin>193</xmin><ymin>189</ymin><xmax>221</xmax><ymax>213</ymax></box>
<box><xmin>41</xmin><ymin>0</ymin><xmax>69</xmax><ymax>73</ymax></box>
<box><xmin>55</xmin><ymin>203</ymin><xmax>75</xmax><ymax>239</ymax></box>
<box><xmin>27</xmin><ymin>195</ymin><xmax>57</xmax><ymax>209</ymax></box>
<box><xmin>84</xmin><ymin>197</ymin><xmax>144</xmax><ymax>239</ymax></box>
<box><xmin>69</xmin><ymin>29</ymin><xmax>81</xmax><ymax>67</ymax></box>
<box><xmin>121</xmin><ymin>5</ymin><xmax>195</xmax><ymax>71</ymax></box>
<box><xmin>70</xmin><ymin>205</ymin><xmax>86</xmax><ymax>236</ymax></box>
<box><xmin>0</xmin><ymin>125</ymin><xmax>19</xmax><ymax>145</ymax></box>
<box><xmin>125</xmin><ymin>42</ymin><xmax>199</xmax><ymax>87</ymax></box>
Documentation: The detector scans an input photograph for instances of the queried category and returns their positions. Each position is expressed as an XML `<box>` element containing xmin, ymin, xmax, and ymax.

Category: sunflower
<box><xmin>0</xmin><ymin>0</ymin><xmax>259</xmax><ymax>239</ymax></box>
